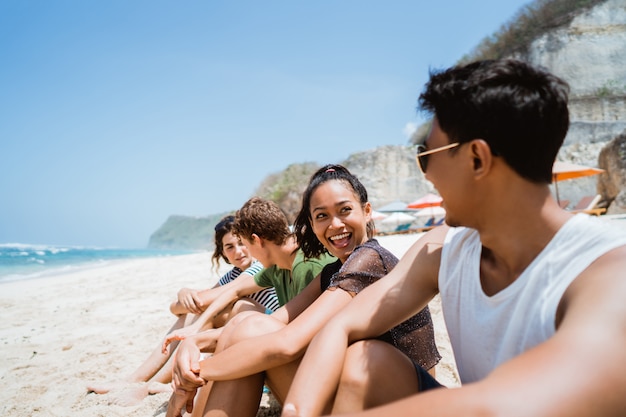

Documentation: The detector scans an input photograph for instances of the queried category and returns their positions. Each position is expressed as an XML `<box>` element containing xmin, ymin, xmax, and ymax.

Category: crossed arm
<box><xmin>172</xmin><ymin>274</ymin><xmax>339</xmax><ymax>383</ymax></box>
<box><xmin>167</xmin><ymin>273</ymin><xmax>358</xmax><ymax>417</ymax></box>
<box><xmin>163</xmin><ymin>273</ymin><xmax>269</xmax><ymax>349</ymax></box>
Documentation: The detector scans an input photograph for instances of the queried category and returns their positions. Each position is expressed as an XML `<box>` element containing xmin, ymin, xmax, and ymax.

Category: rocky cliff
<box><xmin>148</xmin><ymin>213</ymin><xmax>232</xmax><ymax>250</ymax></box>
<box><xmin>149</xmin><ymin>0</ymin><xmax>626</xmax><ymax>249</ymax></box>
<box><xmin>518</xmin><ymin>0</ymin><xmax>626</xmax><ymax>207</ymax></box>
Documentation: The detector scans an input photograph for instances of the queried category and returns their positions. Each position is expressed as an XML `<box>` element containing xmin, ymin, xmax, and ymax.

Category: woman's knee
<box><xmin>224</xmin><ymin>309</ymin><xmax>258</xmax><ymax>327</ymax></box>
<box><xmin>339</xmin><ymin>340</ymin><xmax>419</xmax><ymax>407</ymax></box>
<box><xmin>340</xmin><ymin>340</ymin><xmax>389</xmax><ymax>387</ymax></box>
<box><xmin>230</xmin><ymin>298</ymin><xmax>265</xmax><ymax>317</ymax></box>
<box><xmin>227</xmin><ymin>313</ymin><xmax>284</xmax><ymax>345</ymax></box>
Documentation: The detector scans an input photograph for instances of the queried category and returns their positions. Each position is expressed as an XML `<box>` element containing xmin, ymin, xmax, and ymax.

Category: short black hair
<box><xmin>418</xmin><ymin>59</ymin><xmax>570</xmax><ymax>183</ymax></box>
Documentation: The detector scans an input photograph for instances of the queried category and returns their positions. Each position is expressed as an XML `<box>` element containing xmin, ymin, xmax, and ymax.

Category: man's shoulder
<box><xmin>255</xmin><ymin>264</ymin><xmax>283</xmax><ymax>281</ymax></box>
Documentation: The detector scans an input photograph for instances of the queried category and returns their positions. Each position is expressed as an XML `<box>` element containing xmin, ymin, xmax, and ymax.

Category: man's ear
<box><xmin>469</xmin><ymin>139</ymin><xmax>493</xmax><ymax>178</ymax></box>
<box><xmin>250</xmin><ymin>233</ymin><xmax>262</xmax><ymax>246</ymax></box>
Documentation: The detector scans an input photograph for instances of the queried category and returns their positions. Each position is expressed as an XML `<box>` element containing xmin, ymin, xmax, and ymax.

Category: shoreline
<box><xmin>0</xmin><ymin>233</ymin><xmax>458</xmax><ymax>417</ymax></box>
<box><xmin>0</xmin><ymin>247</ymin><xmax>202</xmax><ymax>285</ymax></box>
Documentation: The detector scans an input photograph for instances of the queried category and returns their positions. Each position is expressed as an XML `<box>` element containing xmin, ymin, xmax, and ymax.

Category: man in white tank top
<box><xmin>281</xmin><ymin>59</ymin><xmax>626</xmax><ymax>417</ymax></box>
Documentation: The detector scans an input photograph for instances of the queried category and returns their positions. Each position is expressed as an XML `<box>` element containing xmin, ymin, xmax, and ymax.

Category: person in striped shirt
<box><xmin>86</xmin><ymin>215</ymin><xmax>277</xmax><ymax>404</ymax></box>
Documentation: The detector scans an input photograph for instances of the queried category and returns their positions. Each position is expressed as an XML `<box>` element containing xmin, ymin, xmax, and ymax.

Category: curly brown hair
<box><xmin>233</xmin><ymin>197</ymin><xmax>292</xmax><ymax>245</ymax></box>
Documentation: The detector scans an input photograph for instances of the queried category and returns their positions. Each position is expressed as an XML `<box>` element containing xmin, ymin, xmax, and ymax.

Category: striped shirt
<box><xmin>218</xmin><ymin>261</ymin><xmax>280</xmax><ymax>312</ymax></box>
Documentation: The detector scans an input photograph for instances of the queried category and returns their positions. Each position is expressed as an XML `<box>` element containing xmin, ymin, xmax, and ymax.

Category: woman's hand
<box><xmin>162</xmin><ymin>326</ymin><xmax>199</xmax><ymax>354</ymax></box>
<box><xmin>166</xmin><ymin>339</ymin><xmax>206</xmax><ymax>416</ymax></box>
<box><xmin>165</xmin><ymin>387</ymin><xmax>197</xmax><ymax>417</ymax></box>
<box><xmin>171</xmin><ymin>339</ymin><xmax>206</xmax><ymax>391</ymax></box>
<box><xmin>177</xmin><ymin>288</ymin><xmax>203</xmax><ymax>315</ymax></box>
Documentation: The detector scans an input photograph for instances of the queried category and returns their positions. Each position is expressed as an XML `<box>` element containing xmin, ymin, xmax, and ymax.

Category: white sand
<box><xmin>0</xmin><ymin>233</ymin><xmax>459</xmax><ymax>417</ymax></box>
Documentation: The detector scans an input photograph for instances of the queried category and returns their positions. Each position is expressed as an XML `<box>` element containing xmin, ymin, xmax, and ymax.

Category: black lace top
<box><xmin>319</xmin><ymin>239</ymin><xmax>441</xmax><ymax>370</ymax></box>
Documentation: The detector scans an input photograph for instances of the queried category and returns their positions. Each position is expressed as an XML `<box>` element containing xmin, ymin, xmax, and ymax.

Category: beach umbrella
<box><xmin>380</xmin><ymin>211</ymin><xmax>417</xmax><ymax>225</ymax></box>
<box><xmin>552</xmin><ymin>161</ymin><xmax>604</xmax><ymax>203</ymax></box>
<box><xmin>377</xmin><ymin>200</ymin><xmax>411</xmax><ymax>213</ymax></box>
<box><xmin>414</xmin><ymin>206</ymin><xmax>446</xmax><ymax>217</ymax></box>
<box><xmin>407</xmin><ymin>193</ymin><xmax>443</xmax><ymax>209</ymax></box>
<box><xmin>371</xmin><ymin>210</ymin><xmax>388</xmax><ymax>221</ymax></box>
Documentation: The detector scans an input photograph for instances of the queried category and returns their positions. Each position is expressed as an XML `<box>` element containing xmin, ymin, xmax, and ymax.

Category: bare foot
<box><xmin>107</xmin><ymin>382</ymin><xmax>150</xmax><ymax>406</ymax></box>
<box><xmin>86</xmin><ymin>380</ymin><xmax>127</xmax><ymax>394</ymax></box>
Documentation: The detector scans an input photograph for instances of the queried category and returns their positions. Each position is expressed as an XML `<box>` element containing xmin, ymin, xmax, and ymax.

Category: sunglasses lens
<box><xmin>416</xmin><ymin>145</ymin><xmax>428</xmax><ymax>172</ymax></box>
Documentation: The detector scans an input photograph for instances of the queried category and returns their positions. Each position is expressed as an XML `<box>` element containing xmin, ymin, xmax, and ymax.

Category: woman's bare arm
<box><xmin>283</xmin><ymin>227</ymin><xmax>446</xmax><ymax>417</ymax></box>
<box><xmin>190</xmin><ymin>273</ymin><xmax>265</xmax><ymax>328</ymax></box>
<box><xmin>169</xmin><ymin>282</ymin><xmax>223</xmax><ymax>316</ymax></box>
<box><xmin>196</xmin><ymin>275</ymin><xmax>351</xmax><ymax>381</ymax></box>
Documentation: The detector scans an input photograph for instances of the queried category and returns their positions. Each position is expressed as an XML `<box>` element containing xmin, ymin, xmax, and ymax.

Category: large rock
<box><xmin>526</xmin><ymin>0</ymin><xmax>626</xmax><ymax>98</ymax></box>
<box><xmin>342</xmin><ymin>145</ymin><xmax>436</xmax><ymax>209</ymax></box>
<box><xmin>515</xmin><ymin>0</ymin><xmax>626</xmax><ymax>205</ymax></box>
<box><xmin>598</xmin><ymin>130</ymin><xmax>626</xmax><ymax>214</ymax></box>
<box><xmin>516</xmin><ymin>0</ymin><xmax>626</xmax><ymax>145</ymax></box>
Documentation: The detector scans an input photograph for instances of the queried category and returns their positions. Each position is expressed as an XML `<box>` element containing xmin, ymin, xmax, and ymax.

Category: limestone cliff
<box><xmin>148</xmin><ymin>0</ymin><xmax>626</xmax><ymax>249</ymax></box>
<box><xmin>521</xmin><ymin>0</ymin><xmax>626</xmax><ymax>148</ymax></box>
<box><xmin>525</xmin><ymin>0</ymin><xmax>626</xmax><ymax>206</ymax></box>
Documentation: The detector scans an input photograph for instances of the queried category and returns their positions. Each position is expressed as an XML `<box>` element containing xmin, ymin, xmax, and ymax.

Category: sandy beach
<box><xmin>0</xmin><ymin>233</ymin><xmax>459</xmax><ymax>417</ymax></box>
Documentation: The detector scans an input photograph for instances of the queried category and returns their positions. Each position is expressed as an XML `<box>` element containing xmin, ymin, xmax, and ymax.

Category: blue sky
<box><xmin>0</xmin><ymin>0</ymin><xmax>531</xmax><ymax>248</ymax></box>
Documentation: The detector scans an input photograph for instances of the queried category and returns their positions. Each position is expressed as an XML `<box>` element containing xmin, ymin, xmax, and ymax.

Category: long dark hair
<box><xmin>294</xmin><ymin>164</ymin><xmax>374</xmax><ymax>259</ymax></box>
<box><xmin>212</xmin><ymin>215</ymin><xmax>236</xmax><ymax>270</ymax></box>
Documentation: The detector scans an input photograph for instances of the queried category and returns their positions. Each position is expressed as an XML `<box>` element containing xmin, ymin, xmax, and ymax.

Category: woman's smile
<box><xmin>329</xmin><ymin>232</ymin><xmax>352</xmax><ymax>249</ymax></box>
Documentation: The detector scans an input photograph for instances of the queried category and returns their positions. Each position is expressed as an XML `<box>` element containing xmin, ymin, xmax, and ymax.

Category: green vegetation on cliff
<box><xmin>148</xmin><ymin>213</ymin><xmax>233</xmax><ymax>250</ymax></box>
<box><xmin>460</xmin><ymin>0</ymin><xmax>607</xmax><ymax>63</ymax></box>
<box><xmin>254</xmin><ymin>162</ymin><xmax>321</xmax><ymax>224</ymax></box>
<box><xmin>148</xmin><ymin>0</ymin><xmax>615</xmax><ymax>250</ymax></box>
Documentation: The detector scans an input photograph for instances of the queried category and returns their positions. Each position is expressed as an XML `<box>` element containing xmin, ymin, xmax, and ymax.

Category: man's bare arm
<box><xmin>288</xmin><ymin>245</ymin><xmax>626</xmax><ymax>417</ymax></box>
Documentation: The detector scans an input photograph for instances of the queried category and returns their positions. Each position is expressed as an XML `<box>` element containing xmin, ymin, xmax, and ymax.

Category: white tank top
<box><xmin>439</xmin><ymin>214</ymin><xmax>626</xmax><ymax>384</ymax></box>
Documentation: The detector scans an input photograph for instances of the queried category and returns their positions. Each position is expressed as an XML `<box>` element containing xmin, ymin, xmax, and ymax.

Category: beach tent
<box><xmin>407</xmin><ymin>193</ymin><xmax>443</xmax><ymax>209</ymax></box>
<box><xmin>376</xmin><ymin>200</ymin><xmax>412</xmax><ymax>213</ymax></box>
<box><xmin>552</xmin><ymin>161</ymin><xmax>604</xmax><ymax>204</ymax></box>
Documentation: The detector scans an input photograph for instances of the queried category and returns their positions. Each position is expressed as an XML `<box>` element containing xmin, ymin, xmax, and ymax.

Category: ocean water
<box><xmin>0</xmin><ymin>243</ymin><xmax>197</xmax><ymax>284</ymax></box>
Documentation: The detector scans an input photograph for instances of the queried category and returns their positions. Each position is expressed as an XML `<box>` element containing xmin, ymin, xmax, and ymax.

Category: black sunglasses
<box><xmin>415</xmin><ymin>142</ymin><xmax>460</xmax><ymax>173</ymax></box>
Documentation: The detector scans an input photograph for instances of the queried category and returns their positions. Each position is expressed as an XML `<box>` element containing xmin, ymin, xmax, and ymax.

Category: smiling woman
<box><xmin>164</xmin><ymin>164</ymin><xmax>440</xmax><ymax>417</ymax></box>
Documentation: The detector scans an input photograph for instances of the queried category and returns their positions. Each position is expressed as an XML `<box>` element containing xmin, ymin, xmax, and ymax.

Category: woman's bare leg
<box><xmin>86</xmin><ymin>314</ymin><xmax>191</xmax><ymax>395</ymax></box>
<box><xmin>202</xmin><ymin>374</ymin><xmax>265</xmax><ymax>417</ymax></box>
<box><xmin>212</xmin><ymin>298</ymin><xmax>266</xmax><ymax>328</ymax></box>
<box><xmin>106</xmin><ymin>306</ymin><xmax>266</xmax><ymax>405</ymax></box>
<box><xmin>331</xmin><ymin>340</ymin><xmax>420</xmax><ymax>414</ymax></box>
<box><xmin>198</xmin><ymin>313</ymin><xmax>286</xmax><ymax>417</ymax></box>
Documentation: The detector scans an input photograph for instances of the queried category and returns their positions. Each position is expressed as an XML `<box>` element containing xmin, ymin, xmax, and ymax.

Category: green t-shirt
<box><xmin>254</xmin><ymin>250</ymin><xmax>335</xmax><ymax>306</ymax></box>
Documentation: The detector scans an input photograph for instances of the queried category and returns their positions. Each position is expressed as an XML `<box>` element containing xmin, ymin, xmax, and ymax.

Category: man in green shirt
<box><xmin>234</xmin><ymin>197</ymin><xmax>334</xmax><ymax>305</ymax></box>
<box><xmin>198</xmin><ymin>197</ymin><xmax>334</xmax><ymax>319</ymax></box>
